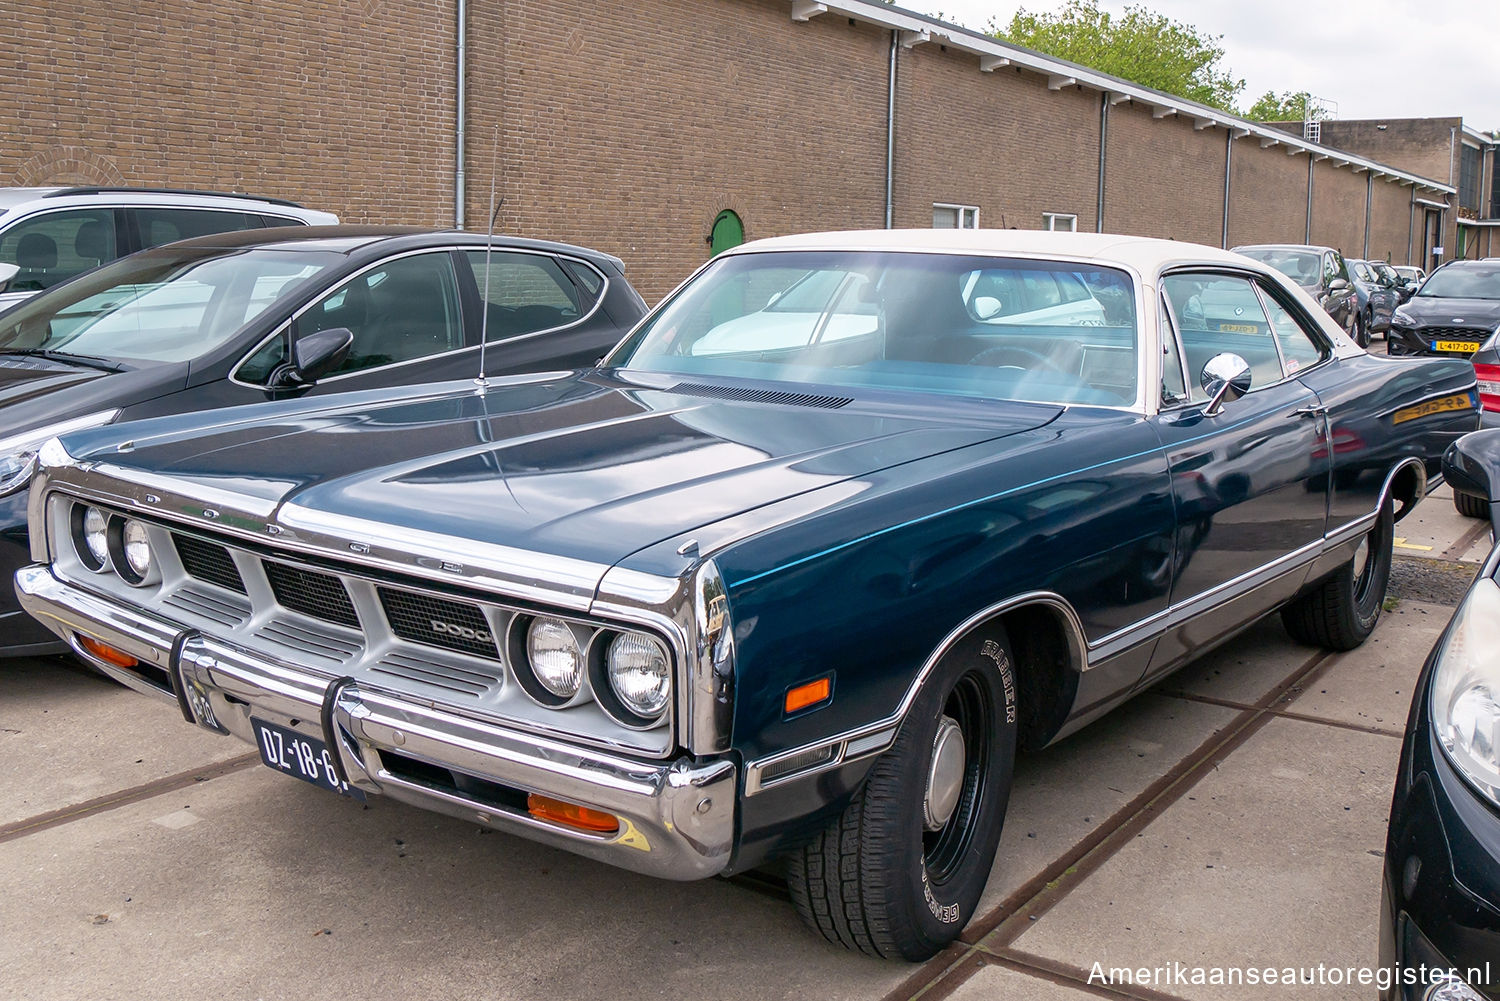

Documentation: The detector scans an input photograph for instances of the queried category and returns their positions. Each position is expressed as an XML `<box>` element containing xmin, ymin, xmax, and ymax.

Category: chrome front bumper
<box><xmin>15</xmin><ymin>564</ymin><xmax>737</xmax><ymax>880</ymax></box>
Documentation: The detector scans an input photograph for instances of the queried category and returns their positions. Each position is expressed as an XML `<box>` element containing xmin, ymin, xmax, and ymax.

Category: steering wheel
<box><xmin>968</xmin><ymin>345</ymin><xmax>1067</xmax><ymax>375</ymax></box>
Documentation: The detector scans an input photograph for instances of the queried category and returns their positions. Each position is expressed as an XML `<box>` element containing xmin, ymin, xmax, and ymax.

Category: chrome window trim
<box><xmin>227</xmin><ymin>246</ymin><xmax>611</xmax><ymax>390</ymax></box>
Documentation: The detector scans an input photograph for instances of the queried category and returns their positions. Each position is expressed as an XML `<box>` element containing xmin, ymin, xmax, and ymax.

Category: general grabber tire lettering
<box><xmin>785</xmin><ymin>627</ymin><xmax>1018</xmax><ymax>960</ymax></box>
<box><xmin>1454</xmin><ymin>490</ymin><xmax>1490</xmax><ymax>520</ymax></box>
<box><xmin>1281</xmin><ymin>494</ymin><xmax>1394</xmax><ymax>651</ymax></box>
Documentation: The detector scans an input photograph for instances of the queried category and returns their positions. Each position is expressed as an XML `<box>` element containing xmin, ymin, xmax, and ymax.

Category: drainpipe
<box><xmin>1096</xmin><ymin>93</ymin><xmax>1107</xmax><ymax>233</ymax></box>
<box><xmin>885</xmin><ymin>30</ymin><xmax>896</xmax><ymax>229</ymax></box>
<box><xmin>1363</xmin><ymin>172</ymin><xmax>1372</xmax><ymax>259</ymax></box>
<box><xmin>1305</xmin><ymin>156</ymin><xmax>1314</xmax><ymax>244</ymax></box>
<box><xmin>454</xmin><ymin>0</ymin><xmax>467</xmax><ymax>229</ymax></box>
<box><xmin>1221</xmin><ymin>130</ymin><xmax>1232</xmax><ymax>249</ymax></box>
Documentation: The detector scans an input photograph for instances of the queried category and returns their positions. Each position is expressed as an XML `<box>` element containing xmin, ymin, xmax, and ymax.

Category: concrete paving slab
<box><xmin>976</xmin><ymin>694</ymin><xmax>1237</xmax><ymax>916</ymax></box>
<box><xmin>1395</xmin><ymin>483</ymin><xmax>1486</xmax><ymax>563</ymax></box>
<box><xmin>1283</xmin><ymin>599</ymin><xmax>1448</xmax><ymax>733</ymax></box>
<box><xmin>1002</xmin><ymin>717</ymin><xmax>1401</xmax><ymax>1001</ymax></box>
<box><xmin>947</xmin><ymin>961</ymin><xmax>1102</xmax><ymax>1000</ymax></box>
<box><xmin>0</xmin><ymin>764</ymin><xmax>904</xmax><ymax>1001</ymax></box>
<box><xmin>1150</xmin><ymin>616</ymin><xmax>1308</xmax><ymax>706</ymax></box>
<box><xmin>0</xmin><ymin>657</ymin><xmax>249</xmax><ymax>827</ymax></box>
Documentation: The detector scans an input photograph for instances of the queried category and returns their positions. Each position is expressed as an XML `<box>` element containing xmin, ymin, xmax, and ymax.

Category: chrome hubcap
<box><xmin>1352</xmin><ymin>536</ymin><xmax>1370</xmax><ymax>581</ymax></box>
<box><xmin>924</xmin><ymin>715</ymin><xmax>967</xmax><ymax>831</ymax></box>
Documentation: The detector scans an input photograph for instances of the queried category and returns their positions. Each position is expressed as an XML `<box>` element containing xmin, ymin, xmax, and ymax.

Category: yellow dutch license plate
<box><xmin>1218</xmin><ymin>323</ymin><xmax>1258</xmax><ymax>333</ymax></box>
<box><xmin>1432</xmin><ymin>339</ymin><xmax>1481</xmax><ymax>354</ymax></box>
<box><xmin>1392</xmin><ymin>392</ymin><xmax>1475</xmax><ymax>425</ymax></box>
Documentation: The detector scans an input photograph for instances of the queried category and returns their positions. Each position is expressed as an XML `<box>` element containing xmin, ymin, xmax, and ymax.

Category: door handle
<box><xmin>1289</xmin><ymin>405</ymin><xmax>1326</xmax><ymax>419</ymax></box>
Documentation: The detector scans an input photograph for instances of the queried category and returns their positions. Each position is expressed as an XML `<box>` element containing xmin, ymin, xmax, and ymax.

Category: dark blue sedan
<box><xmin>13</xmin><ymin>230</ymin><xmax>1480</xmax><ymax>959</ymax></box>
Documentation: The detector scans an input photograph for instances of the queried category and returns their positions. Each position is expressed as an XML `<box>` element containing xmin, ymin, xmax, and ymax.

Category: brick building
<box><xmin>1</xmin><ymin>0</ymin><xmax>1457</xmax><ymax>300</ymax></box>
<box><xmin>1270</xmin><ymin>118</ymin><xmax>1498</xmax><ymax>265</ymax></box>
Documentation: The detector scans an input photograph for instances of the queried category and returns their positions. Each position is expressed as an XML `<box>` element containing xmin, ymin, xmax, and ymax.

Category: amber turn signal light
<box><xmin>77</xmin><ymin>635</ymin><xmax>138</xmax><ymax>669</ymax></box>
<box><xmin>527</xmin><ymin>793</ymin><xmax>620</xmax><ymax>834</ymax></box>
<box><xmin>785</xmin><ymin>676</ymin><xmax>832</xmax><ymax>714</ymax></box>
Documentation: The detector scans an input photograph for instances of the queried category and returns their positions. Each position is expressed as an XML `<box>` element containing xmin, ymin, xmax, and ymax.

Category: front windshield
<box><xmin>1237</xmin><ymin>249</ymin><xmax>1321</xmax><ymax>286</ymax></box>
<box><xmin>1417</xmin><ymin>266</ymin><xmax>1500</xmax><ymax>300</ymax></box>
<box><xmin>607</xmin><ymin>251</ymin><xmax>1139</xmax><ymax>407</ymax></box>
<box><xmin>0</xmin><ymin>247</ymin><xmax>342</xmax><ymax>362</ymax></box>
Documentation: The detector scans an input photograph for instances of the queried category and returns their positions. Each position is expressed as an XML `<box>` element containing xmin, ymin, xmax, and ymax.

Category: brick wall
<box><xmin>1368</xmin><ymin>177</ymin><xmax>1413</xmax><ymax>264</ymax></box>
<box><xmin>1226</xmin><ymin>141</ymin><xmax>1309</xmax><ymax>248</ymax></box>
<box><xmin>1103</xmin><ymin>103</ymin><xmax>1223</xmax><ymax>245</ymax></box>
<box><xmin>894</xmin><ymin>52</ymin><xmax>1100</xmax><ymax>233</ymax></box>
<box><xmin>1309</xmin><ymin>159</ymin><xmax>1367</xmax><ymax>257</ymax></box>
<box><xmin>1</xmin><ymin>0</ymin><xmax>1446</xmax><ymax>295</ymax></box>
<box><xmin>1</xmin><ymin>0</ymin><xmax>457</xmax><ymax>225</ymax></box>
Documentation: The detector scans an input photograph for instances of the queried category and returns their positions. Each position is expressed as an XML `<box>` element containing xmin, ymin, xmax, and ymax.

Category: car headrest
<box><xmin>16</xmin><ymin>232</ymin><xmax>58</xmax><ymax>269</ymax></box>
<box><xmin>74</xmin><ymin>220</ymin><xmax>109</xmax><ymax>261</ymax></box>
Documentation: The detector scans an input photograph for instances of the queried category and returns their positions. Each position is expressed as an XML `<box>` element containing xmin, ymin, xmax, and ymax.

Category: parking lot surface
<box><xmin>1</xmin><ymin>483</ymin><xmax>1486</xmax><ymax>1001</ymax></box>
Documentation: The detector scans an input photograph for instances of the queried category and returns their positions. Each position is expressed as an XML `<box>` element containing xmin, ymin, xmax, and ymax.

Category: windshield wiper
<box><xmin>0</xmin><ymin>348</ymin><xmax>122</xmax><ymax>372</ymax></box>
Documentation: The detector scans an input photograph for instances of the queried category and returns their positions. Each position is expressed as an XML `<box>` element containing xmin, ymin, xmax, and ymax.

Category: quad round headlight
<box><xmin>71</xmin><ymin>504</ymin><xmax>111</xmax><ymax>573</ymax></box>
<box><xmin>606</xmin><ymin>631</ymin><xmax>671</xmax><ymax>721</ymax></box>
<box><xmin>525</xmin><ymin>617</ymin><xmax>584</xmax><ymax>700</ymax></box>
<box><xmin>107</xmin><ymin>516</ymin><xmax>154</xmax><ymax>587</ymax></box>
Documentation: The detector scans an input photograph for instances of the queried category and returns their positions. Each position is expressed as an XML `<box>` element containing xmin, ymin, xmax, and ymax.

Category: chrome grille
<box><xmin>371</xmin><ymin>650</ymin><xmax>501</xmax><ymax>697</ymax></box>
<box><xmin>172</xmin><ymin>534</ymin><xmax>245</xmax><ymax>593</ymax></box>
<box><xmin>263</xmin><ymin>561</ymin><xmax>359</xmax><ymax>628</ymax></box>
<box><xmin>377</xmin><ymin>587</ymin><xmax>499</xmax><ymax>660</ymax></box>
<box><xmin>253</xmin><ymin>618</ymin><xmax>362</xmax><ymax>666</ymax></box>
<box><xmin>163</xmin><ymin>582</ymin><xmax>251</xmax><ymax>627</ymax></box>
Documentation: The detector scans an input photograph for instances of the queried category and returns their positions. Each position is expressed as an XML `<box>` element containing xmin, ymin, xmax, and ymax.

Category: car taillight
<box><xmin>1474</xmin><ymin>362</ymin><xmax>1500</xmax><ymax>412</ymax></box>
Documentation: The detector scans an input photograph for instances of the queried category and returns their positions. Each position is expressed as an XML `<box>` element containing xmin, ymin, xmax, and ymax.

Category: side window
<box><xmin>237</xmin><ymin>330</ymin><xmax>290</xmax><ymax>385</ymax></box>
<box><xmin>302</xmin><ymin>252</ymin><xmax>465</xmax><ymax>376</ymax></box>
<box><xmin>1158</xmin><ymin>294</ymin><xmax>1188</xmax><ymax>406</ymax></box>
<box><xmin>258</xmin><ymin>214</ymin><xmax>307</xmax><ymax>229</ymax></box>
<box><xmin>130</xmin><ymin>208</ymin><xmax>259</xmax><ymax>249</ymax></box>
<box><xmin>1257</xmin><ymin>287</ymin><xmax>1326</xmax><ymax>376</ymax></box>
<box><xmin>1323</xmin><ymin>254</ymin><xmax>1338</xmax><ymax>284</ymax></box>
<box><xmin>1162</xmin><ymin>273</ymin><xmax>1283</xmax><ymax>402</ymax></box>
<box><xmin>465</xmin><ymin>251</ymin><xmax>590</xmax><ymax>342</ymax></box>
<box><xmin>0</xmin><ymin>210</ymin><xmax>117</xmax><ymax>291</ymax></box>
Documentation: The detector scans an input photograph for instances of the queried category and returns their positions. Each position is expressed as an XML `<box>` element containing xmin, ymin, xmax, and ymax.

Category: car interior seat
<box><xmin>14</xmin><ymin>232</ymin><xmax>58</xmax><ymax>291</ymax></box>
<box><xmin>73</xmin><ymin>221</ymin><xmax>110</xmax><ymax>269</ymax></box>
<box><xmin>358</xmin><ymin>271</ymin><xmax>460</xmax><ymax>366</ymax></box>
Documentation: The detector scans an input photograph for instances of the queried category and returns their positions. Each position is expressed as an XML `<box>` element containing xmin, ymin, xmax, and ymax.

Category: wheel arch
<box><xmin>1381</xmin><ymin>456</ymin><xmax>1428</xmax><ymax>523</ymax></box>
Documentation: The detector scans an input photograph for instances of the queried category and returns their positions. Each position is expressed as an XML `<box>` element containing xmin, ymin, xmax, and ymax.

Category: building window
<box><xmin>1460</xmin><ymin>144</ymin><xmax>1481</xmax><ymax>211</ymax></box>
<box><xmin>933</xmin><ymin>204</ymin><xmax>979</xmax><ymax>229</ymax></box>
<box><xmin>1043</xmin><ymin>212</ymin><xmax>1078</xmax><ymax>232</ymax></box>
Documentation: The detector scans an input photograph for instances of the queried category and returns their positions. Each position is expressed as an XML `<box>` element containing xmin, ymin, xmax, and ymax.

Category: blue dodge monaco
<box><xmin>13</xmin><ymin>230</ymin><xmax>1480</xmax><ymax>959</ymax></box>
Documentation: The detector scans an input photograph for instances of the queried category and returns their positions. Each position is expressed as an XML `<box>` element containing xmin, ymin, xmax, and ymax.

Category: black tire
<box><xmin>1354</xmin><ymin>311</ymin><xmax>1370</xmax><ymax>348</ymax></box>
<box><xmin>1282</xmin><ymin>496</ymin><xmax>1394</xmax><ymax>650</ymax></box>
<box><xmin>785</xmin><ymin>629</ymin><xmax>1018</xmax><ymax>960</ymax></box>
<box><xmin>1454</xmin><ymin>490</ymin><xmax>1490</xmax><ymax>519</ymax></box>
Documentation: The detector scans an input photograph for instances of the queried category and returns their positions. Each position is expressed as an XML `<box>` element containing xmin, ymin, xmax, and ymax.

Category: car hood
<box><xmin>62</xmin><ymin>373</ymin><xmax>1062</xmax><ymax>582</ymax></box>
<box><xmin>0</xmin><ymin>354</ymin><xmax>188</xmax><ymax>440</ymax></box>
<box><xmin>1400</xmin><ymin>297</ymin><xmax>1500</xmax><ymax>325</ymax></box>
<box><xmin>0</xmin><ymin>354</ymin><xmax>109</xmax><ymax>408</ymax></box>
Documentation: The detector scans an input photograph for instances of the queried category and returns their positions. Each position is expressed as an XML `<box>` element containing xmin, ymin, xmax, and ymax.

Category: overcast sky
<box><xmin>899</xmin><ymin>0</ymin><xmax>1500</xmax><ymax>130</ymax></box>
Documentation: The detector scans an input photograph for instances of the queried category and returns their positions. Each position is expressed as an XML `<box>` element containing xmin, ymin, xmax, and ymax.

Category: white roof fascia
<box><xmin>794</xmin><ymin>0</ymin><xmax>1457</xmax><ymax>195</ymax></box>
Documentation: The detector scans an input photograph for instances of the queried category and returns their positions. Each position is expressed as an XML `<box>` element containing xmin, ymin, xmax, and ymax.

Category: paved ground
<box><xmin>0</xmin><ymin>437</ymin><xmax>1488</xmax><ymax>1000</ymax></box>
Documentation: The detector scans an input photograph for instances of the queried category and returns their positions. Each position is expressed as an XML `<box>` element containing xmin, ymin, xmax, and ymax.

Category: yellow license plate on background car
<box><xmin>1218</xmin><ymin>323</ymin><xmax>1257</xmax><ymax>333</ymax></box>
<box><xmin>1432</xmin><ymin>339</ymin><xmax>1481</xmax><ymax>353</ymax></box>
<box><xmin>1392</xmin><ymin>392</ymin><xmax>1478</xmax><ymax>424</ymax></box>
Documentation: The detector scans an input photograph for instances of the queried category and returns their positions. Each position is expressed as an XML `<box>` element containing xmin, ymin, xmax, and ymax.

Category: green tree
<box><xmin>1247</xmin><ymin>90</ymin><xmax>1319</xmax><ymax>122</ymax></box>
<box><xmin>992</xmin><ymin>0</ymin><xmax>1244</xmax><ymax>112</ymax></box>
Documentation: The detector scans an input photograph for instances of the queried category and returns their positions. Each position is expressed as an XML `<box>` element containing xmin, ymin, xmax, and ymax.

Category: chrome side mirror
<box><xmin>0</xmin><ymin>263</ymin><xmax>17</xmax><ymax>295</ymax></box>
<box><xmin>1200</xmin><ymin>353</ymin><xmax>1252</xmax><ymax>416</ymax></box>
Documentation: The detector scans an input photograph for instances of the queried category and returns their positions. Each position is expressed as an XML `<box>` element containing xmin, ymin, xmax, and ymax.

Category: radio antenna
<box><xmin>475</xmin><ymin>124</ymin><xmax>502</xmax><ymax>391</ymax></box>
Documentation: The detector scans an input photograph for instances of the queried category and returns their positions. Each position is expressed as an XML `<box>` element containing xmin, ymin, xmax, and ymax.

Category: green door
<box><xmin>709</xmin><ymin>210</ymin><xmax>744</xmax><ymax>256</ymax></box>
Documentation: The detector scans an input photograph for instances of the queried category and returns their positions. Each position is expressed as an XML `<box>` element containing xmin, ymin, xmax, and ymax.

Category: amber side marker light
<box><xmin>77</xmin><ymin>635</ymin><xmax>138</xmax><ymax>669</ymax></box>
<box><xmin>785</xmin><ymin>676</ymin><xmax>832</xmax><ymax>714</ymax></box>
<box><xmin>527</xmin><ymin>793</ymin><xmax>620</xmax><ymax>834</ymax></box>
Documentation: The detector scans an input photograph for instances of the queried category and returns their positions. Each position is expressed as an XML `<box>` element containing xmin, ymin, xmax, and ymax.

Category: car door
<box><xmin>1144</xmin><ymin>270</ymin><xmax>1331</xmax><ymax>682</ymax></box>
<box><xmin>460</xmin><ymin>249</ymin><xmax>616</xmax><ymax>372</ymax></box>
<box><xmin>1324</xmin><ymin>251</ymin><xmax>1356</xmax><ymax>330</ymax></box>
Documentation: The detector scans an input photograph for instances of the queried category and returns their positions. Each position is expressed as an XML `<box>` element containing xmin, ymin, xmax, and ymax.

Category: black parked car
<box><xmin>0</xmin><ymin>226</ymin><xmax>648</xmax><ymax>655</ymax></box>
<box><xmin>1388</xmin><ymin>261</ymin><xmax>1500</xmax><ymax>362</ymax></box>
<box><xmin>1232</xmin><ymin>244</ymin><xmax>1362</xmax><ymax>344</ymax></box>
<box><xmin>1350</xmin><ymin>259</ymin><xmax>1401</xmax><ymax>338</ymax></box>
<box><xmin>1382</xmin><ymin>431</ymin><xmax>1500</xmax><ymax>1001</ymax></box>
